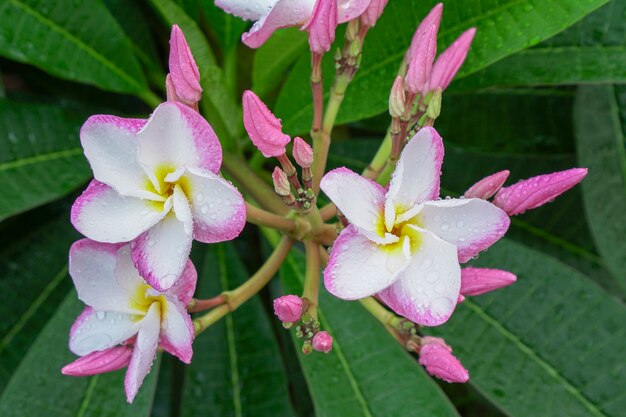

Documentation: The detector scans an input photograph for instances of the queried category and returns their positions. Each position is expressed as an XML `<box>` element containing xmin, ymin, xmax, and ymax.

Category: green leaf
<box><xmin>454</xmin><ymin>1</ymin><xmax>626</xmax><ymax>90</ymax></box>
<box><xmin>276</xmin><ymin>0</ymin><xmax>608</xmax><ymax>134</ymax></box>
<box><xmin>280</xmin><ymin>251</ymin><xmax>459</xmax><ymax>417</ymax></box>
<box><xmin>0</xmin><ymin>216</ymin><xmax>77</xmax><ymax>393</ymax></box>
<box><xmin>180</xmin><ymin>243</ymin><xmax>294</xmax><ymax>417</ymax></box>
<box><xmin>0</xmin><ymin>291</ymin><xmax>160</xmax><ymax>417</ymax></box>
<box><xmin>575</xmin><ymin>85</ymin><xmax>626</xmax><ymax>294</ymax></box>
<box><xmin>253</xmin><ymin>27</ymin><xmax>308</xmax><ymax>97</ymax></box>
<box><xmin>431</xmin><ymin>239</ymin><xmax>626</xmax><ymax>417</ymax></box>
<box><xmin>0</xmin><ymin>0</ymin><xmax>151</xmax><ymax>96</ymax></box>
<box><xmin>0</xmin><ymin>98</ymin><xmax>92</xmax><ymax>221</ymax></box>
<box><xmin>200</xmin><ymin>1</ymin><xmax>248</xmax><ymax>54</ymax></box>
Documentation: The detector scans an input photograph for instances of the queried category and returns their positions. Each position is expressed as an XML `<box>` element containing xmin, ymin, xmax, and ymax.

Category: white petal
<box><xmin>378</xmin><ymin>228</ymin><xmax>461</xmax><ymax>326</ymax></box>
<box><xmin>131</xmin><ymin>213</ymin><xmax>193</xmax><ymax>291</ymax></box>
<box><xmin>69</xmin><ymin>240</ymin><xmax>143</xmax><ymax>314</ymax></box>
<box><xmin>160</xmin><ymin>295</ymin><xmax>194</xmax><ymax>363</ymax></box>
<box><xmin>241</xmin><ymin>0</ymin><xmax>316</xmax><ymax>48</ymax></box>
<box><xmin>324</xmin><ymin>225</ymin><xmax>409</xmax><ymax>300</ymax></box>
<box><xmin>71</xmin><ymin>180</ymin><xmax>172</xmax><ymax>243</ymax></box>
<box><xmin>184</xmin><ymin>167</ymin><xmax>246</xmax><ymax>244</ymax></box>
<box><xmin>173</xmin><ymin>185</ymin><xmax>193</xmax><ymax>235</ymax></box>
<box><xmin>387</xmin><ymin>127</ymin><xmax>444</xmax><ymax>210</ymax></box>
<box><xmin>320</xmin><ymin>167</ymin><xmax>386</xmax><ymax>237</ymax></box>
<box><xmin>215</xmin><ymin>0</ymin><xmax>279</xmax><ymax>20</ymax></box>
<box><xmin>69</xmin><ymin>307</ymin><xmax>140</xmax><ymax>356</ymax></box>
<box><xmin>125</xmin><ymin>303</ymin><xmax>161</xmax><ymax>403</ymax></box>
<box><xmin>419</xmin><ymin>198</ymin><xmax>510</xmax><ymax>263</ymax></box>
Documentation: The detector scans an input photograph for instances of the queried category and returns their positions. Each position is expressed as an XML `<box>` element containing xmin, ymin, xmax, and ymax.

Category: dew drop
<box><xmin>95</xmin><ymin>311</ymin><xmax>106</xmax><ymax>320</ymax></box>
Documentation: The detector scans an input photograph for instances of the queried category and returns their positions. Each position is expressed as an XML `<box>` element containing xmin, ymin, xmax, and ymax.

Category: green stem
<box><xmin>359</xmin><ymin>297</ymin><xmax>396</xmax><ymax>326</ymax></box>
<box><xmin>302</xmin><ymin>240</ymin><xmax>321</xmax><ymax>319</ymax></box>
<box><xmin>246</xmin><ymin>202</ymin><xmax>296</xmax><ymax>232</ymax></box>
<box><xmin>194</xmin><ymin>236</ymin><xmax>295</xmax><ymax>334</ymax></box>
<box><xmin>363</xmin><ymin>130</ymin><xmax>392</xmax><ymax>180</ymax></box>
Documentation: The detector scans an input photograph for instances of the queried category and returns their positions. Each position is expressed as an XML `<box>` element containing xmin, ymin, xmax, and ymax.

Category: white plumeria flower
<box><xmin>320</xmin><ymin>127</ymin><xmax>510</xmax><ymax>325</ymax></box>
<box><xmin>68</xmin><ymin>240</ymin><xmax>197</xmax><ymax>403</ymax></box>
<box><xmin>71</xmin><ymin>102</ymin><xmax>246</xmax><ymax>291</ymax></box>
<box><xmin>215</xmin><ymin>0</ymin><xmax>371</xmax><ymax>48</ymax></box>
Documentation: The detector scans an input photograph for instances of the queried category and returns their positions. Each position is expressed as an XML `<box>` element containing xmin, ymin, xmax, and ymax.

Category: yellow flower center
<box><xmin>376</xmin><ymin>205</ymin><xmax>424</xmax><ymax>255</ymax></box>
<box><xmin>129</xmin><ymin>283</ymin><xmax>167</xmax><ymax>320</ymax></box>
<box><xmin>144</xmin><ymin>164</ymin><xmax>192</xmax><ymax>209</ymax></box>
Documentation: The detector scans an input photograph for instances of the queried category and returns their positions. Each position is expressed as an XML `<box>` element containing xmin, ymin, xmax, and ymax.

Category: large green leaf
<box><xmin>431</xmin><ymin>239</ymin><xmax>626</xmax><ymax>417</ymax></box>
<box><xmin>575</xmin><ymin>85</ymin><xmax>626</xmax><ymax>293</ymax></box>
<box><xmin>454</xmin><ymin>0</ymin><xmax>626</xmax><ymax>90</ymax></box>
<box><xmin>0</xmin><ymin>0</ymin><xmax>151</xmax><ymax>97</ymax></box>
<box><xmin>0</xmin><ymin>99</ymin><xmax>91</xmax><ymax>221</ymax></box>
<box><xmin>0</xmin><ymin>292</ymin><xmax>160</xmax><ymax>417</ymax></box>
<box><xmin>180</xmin><ymin>243</ymin><xmax>294</xmax><ymax>417</ymax></box>
<box><xmin>276</xmin><ymin>0</ymin><xmax>608</xmax><ymax>134</ymax></box>
<box><xmin>280</xmin><ymin>251</ymin><xmax>459</xmax><ymax>417</ymax></box>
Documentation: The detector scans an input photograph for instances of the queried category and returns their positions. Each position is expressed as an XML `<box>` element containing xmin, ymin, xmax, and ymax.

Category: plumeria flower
<box><xmin>66</xmin><ymin>240</ymin><xmax>197</xmax><ymax>403</ymax></box>
<box><xmin>71</xmin><ymin>102</ymin><xmax>246</xmax><ymax>291</ymax></box>
<box><xmin>320</xmin><ymin>127</ymin><xmax>509</xmax><ymax>325</ymax></box>
<box><xmin>215</xmin><ymin>0</ymin><xmax>371</xmax><ymax>48</ymax></box>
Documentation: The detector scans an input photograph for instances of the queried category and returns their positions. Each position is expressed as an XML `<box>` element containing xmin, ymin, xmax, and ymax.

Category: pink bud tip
<box><xmin>493</xmin><ymin>168</ymin><xmax>588</xmax><ymax>216</ymax></box>
<box><xmin>293</xmin><ymin>137</ymin><xmax>314</xmax><ymax>168</ymax></box>
<box><xmin>405</xmin><ymin>23</ymin><xmax>438</xmax><ymax>94</ymax></box>
<box><xmin>62</xmin><ymin>346</ymin><xmax>132</xmax><ymax>376</ymax></box>
<box><xmin>419</xmin><ymin>344</ymin><xmax>469</xmax><ymax>383</ymax></box>
<box><xmin>407</xmin><ymin>3</ymin><xmax>443</xmax><ymax>63</ymax></box>
<box><xmin>389</xmin><ymin>76</ymin><xmax>406</xmax><ymax>118</ymax></box>
<box><xmin>243</xmin><ymin>90</ymin><xmax>291</xmax><ymax>158</ymax></box>
<box><xmin>303</xmin><ymin>0</ymin><xmax>338</xmax><ymax>54</ymax></box>
<box><xmin>272</xmin><ymin>167</ymin><xmax>291</xmax><ymax>197</ymax></box>
<box><xmin>464</xmin><ymin>170</ymin><xmax>510</xmax><ymax>199</ymax></box>
<box><xmin>273</xmin><ymin>295</ymin><xmax>303</xmax><ymax>323</ymax></box>
<box><xmin>457</xmin><ymin>294</ymin><xmax>466</xmax><ymax>304</ymax></box>
<box><xmin>460</xmin><ymin>267</ymin><xmax>517</xmax><ymax>296</ymax></box>
<box><xmin>427</xmin><ymin>27</ymin><xmax>476</xmax><ymax>92</ymax></box>
<box><xmin>421</xmin><ymin>336</ymin><xmax>452</xmax><ymax>352</ymax></box>
<box><xmin>312</xmin><ymin>331</ymin><xmax>333</xmax><ymax>353</ymax></box>
<box><xmin>361</xmin><ymin>0</ymin><xmax>389</xmax><ymax>27</ymax></box>
<box><xmin>168</xmin><ymin>25</ymin><xmax>202</xmax><ymax>107</ymax></box>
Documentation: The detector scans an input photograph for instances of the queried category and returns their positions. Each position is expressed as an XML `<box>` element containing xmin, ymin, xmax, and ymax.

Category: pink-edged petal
<box><xmin>138</xmin><ymin>102</ymin><xmax>222</xmax><ymax>174</ymax></box>
<box><xmin>387</xmin><ymin>127</ymin><xmax>444</xmax><ymax>210</ymax></box>
<box><xmin>419</xmin><ymin>198</ymin><xmax>510</xmax><ymax>263</ymax></box>
<box><xmin>131</xmin><ymin>212</ymin><xmax>193</xmax><ymax>292</ymax></box>
<box><xmin>69</xmin><ymin>307</ymin><xmax>140</xmax><ymax>356</ymax></box>
<box><xmin>337</xmin><ymin>0</ymin><xmax>371</xmax><ymax>23</ymax></box>
<box><xmin>69</xmin><ymin>240</ymin><xmax>143</xmax><ymax>314</ymax></box>
<box><xmin>80</xmin><ymin>115</ymin><xmax>148</xmax><ymax>196</ymax></box>
<box><xmin>184</xmin><ymin>167</ymin><xmax>246</xmax><ymax>244</ymax></box>
<box><xmin>173</xmin><ymin>185</ymin><xmax>193</xmax><ymax>235</ymax></box>
<box><xmin>242</xmin><ymin>0</ymin><xmax>316</xmax><ymax>48</ymax></box>
<box><xmin>71</xmin><ymin>180</ymin><xmax>172</xmax><ymax>243</ymax></box>
<box><xmin>378</xmin><ymin>228</ymin><xmax>461</xmax><ymax>326</ymax></box>
<box><xmin>320</xmin><ymin>167</ymin><xmax>386</xmax><ymax>236</ymax></box>
<box><xmin>62</xmin><ymin>346</ymin><xmax>132</xmax><ymax>376</ymax></box>
<box><xmin>324</xmin><ymin>225</ymin><xmax>409</xmax><ymax>300</ymax></box>
<box><xmin>169</xmin><ymin>260</ymin><xmax>198</xmax><ymax>305</ymax></box>
<box><xmin>125</xmin><ymin>303</ymin><xmax>161</xmax><ymax>403</ymax></box>
<box><xmin>160</xmin><ymin>295</ymin><xmax>194</xmax><ymax>363</ymax></box>
<box><xmin>215</xmin><ymin>0</ymin><xmax>278</xmax><ymax>21</ymax></box>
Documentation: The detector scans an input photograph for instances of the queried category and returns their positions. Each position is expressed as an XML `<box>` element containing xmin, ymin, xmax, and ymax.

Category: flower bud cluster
<box><xmin>273</xmin><ymin>295</ymin><xmax>333</xmax><ymax>354</ymax></box>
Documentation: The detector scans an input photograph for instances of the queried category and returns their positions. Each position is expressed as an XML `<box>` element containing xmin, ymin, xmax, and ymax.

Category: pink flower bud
<box><xmin>406</xmin><ymin>3</ymin><xmax>443</xmax><ymax>63</ymax></box>
<box><xmin>405</xmin><ymin>23</ymin><xmax>438</xmax><ymax>94</ymax></box>
<box><xmin>457</xmin><ymin>294</ymin><xmax>465</xmax><ymax>304</ymax></box>
<box><xmin>293</xmin><ymin>137</ymin><xmax>314</xmax><ymax>168</ymax></box>
<box><xmin>243</xmin><ymin>90</ymin><xmax>291</xmax><ymax>157</ymax></box>
<box><xmin>312</xmin><ymin>331</ymin><xmax>333</xmax><ymax>353</ymax></box>
<box><xmin>464</xmin><ymin>170</ymin><xmax>510</xmax><ymax>199</ymax></box>
<box><xmin>419</xmin><ymin>344</ymin><xmax>469</xmax><ymax>383</ymax></box>
<box><xmin>360</xmin><ymin>0</ymin><xmax>388</xmax><ymax>27</ymax></box>
<box><xmin>421</xmin><ymin>336</ymin><xmax>452</xmax><ymax>352</ymax></box>
<box><xmin>460</xmin><ymin>267</ymin><xmax>517</xmax><ymax>296</ymax></box>
<box><xmin>493</xmin><ymin>168</ymin><xmax>588</xmax><ymax>216</ymax></box>
<box><xmin>273</xmin><ymin>295</ymin><xmax>303</xmax><ymax>323</ymax></box>
<box><xmin>427</xmin><ymin>28</ymin><xmax>476</xmax><ymax>92</ymax></box>
<box><xmin>389</xmin><ymin>75</ymin><xmax>406</xmax><ymax>118</ymax></box>
<box><xmin>62</xmin><ymin>346</ymin><xmax>132</xmax><ymax>376</ymax></box>
<box><xmin>272</xmin><ymin>167</ymin><xmax>291</xmax><ymax>197</ymax></box>
<box><xmin>302</xmin><ymin>0</ymin><xmax>338</xmax><ymax>54</ymax></box>
<box><xmin>168</xmin><ymin>25</ymin><xmax>202</xmax><ymax>107</ymax></box>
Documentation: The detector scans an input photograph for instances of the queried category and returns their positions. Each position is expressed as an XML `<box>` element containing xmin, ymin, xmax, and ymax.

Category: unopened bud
<box><xmin>419</xmin><ymin>344</ymin><xmax>469</xmax><ymax>383</ymax></box>
<box><xmin>426</xmin><ymin>28</ymin><xmax>476</xmax><ymax>93</ymax></box>
<box><xmin>293</xmin><ymin>137</ymin><xmax>314</xmax><ymax>168</ymax></box>
<box><xmin>302</xmin><ymin>341</ymin><xmax>313</xmax><ymax>355</ymax></box>
<box><xmin>243</xmin><ymin>90</ymin><xmax>291</xmax><ymax>157</ymax></box>
<box><xmin>426</xmin><ymin>88</ymin><xmax>442</xmax><ymax>119</ymax></box>
<box><xmin>389</xmin><ymin>76</ymin><xmax>406</xmax><ymax>118</ymax></box>
<box><xmin>460</xmin><ymin>268</ymin><xmax>517</xmax><ymax>297</ymax></box>
<box><xmin>273</xmin><ymin>295</ymin><xmax>303</xmax><ymax>323</ymax></box>
<box><xmin>360</xmin><ymin>0</ymin><xmax>389</xmax><ymax>28</ymax></box>
<box><xmin>406</xmin><ymin>3</ymin><xmax>443</xmax><ymax>63</ymax></box>
<box><xmin>62</xmin><ymin>346</ymin><xmax>132</xmax><ymax>376</ymax></box>
<box><xmin>405</xmin><ymin>23</ymin><xmax>438</xmax><ymax>95</ymax></box>
<box><xmin>312</xmin><ymin>331</ymin><xmax>333</xmax><ymax>353</ymax></box>
<box><xmin>464</xmin><ymin>170</ymin><xmax>510</xmax><ymax>199</ymax></box>
<box><xmin>421</xmin><ymin>336</ymin><xmax>453</xmax><ymax>352</ymax></box>
<box><xmin>303</xmin><ymin>0</ymin><xmax>338</xmax><ymax>54</ymax></box>
<box><xmin>272</xmin><ymin>167</ymin><xmax>291</xmax><ymax>197</ymax></box>
<box><xmin>168</xmin><ymin>25</ymin><xmax>202</xmax><ymax>108</ymax></box>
